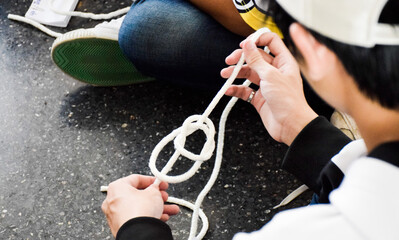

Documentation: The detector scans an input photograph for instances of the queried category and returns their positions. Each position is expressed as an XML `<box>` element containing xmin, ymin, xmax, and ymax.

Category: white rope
<box><xmin>48</xmin><ymin>0</ymin><xmax>130</xmax><ymax>20</ymax></box>
<box><xmin>101</xmin><ymin>27</ymin><xmax>306</xmax><ymax>238</ymax></box>
<box><xmin>7</xmin><ymin>14</ymin><xmax>63</xmax><ymax>38</ymax></box>
<box><xmin>148</xmin><ymin>28</ymin><xmax>272</xmax><ymax>240</ymax></box>
<box><xmin>91</xmin><ymin>27</ymin><xmax>306</xmax><ymax>238</ymax></box>
<box><xmin>7</xmin><ymin>0</ymin><xmax>132</xmax><ymax>38</ymax></box>
<box><xmin>5</xmin><ymin>14</ymin><xmax>307</xmax><ymax>235</ymax></box>
<box><xmin>8</xmin><ymin>4</ymin><xmax>307</xmax><ymax>237</ymax></box>
<box><xmin>272</xmin><ymin>184</ymin><xmax>309</xmax><ymax>209</ymax></box>
<box><xmin>167</xmin><ymin>197</ymin><xmax>209</xmax><ymax>240</ymax></box>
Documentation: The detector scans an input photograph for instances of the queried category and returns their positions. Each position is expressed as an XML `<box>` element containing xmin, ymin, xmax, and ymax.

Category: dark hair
<box><xmin>270</xmin><ymin>0</ymin><xmax>399</xmax><ymax>109</ymax></box>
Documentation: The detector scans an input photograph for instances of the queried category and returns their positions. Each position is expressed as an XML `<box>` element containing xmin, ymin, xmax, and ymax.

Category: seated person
<box><xmin>118</xmin><ymin>0</ymin><xmax>336</xmax><ymax>124</ymax></box>
<box><xmin>118</xmin><ymin>0</ymin><xmax>277</xmax><ymax>89</ymax></box>
<box><xmin>51</xmin><ymin>0</ymin><xmax>335</xmax><ymax>120</ymax></box>
<box><xmin>102</xmin><ymin>0</ymin><xmax>399</xmax><ymax>239</ymax></box>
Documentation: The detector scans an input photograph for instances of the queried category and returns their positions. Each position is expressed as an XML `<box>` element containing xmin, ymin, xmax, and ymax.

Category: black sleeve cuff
<box><xmin>116</xmin><ymin>217</ymin><xmax>173</xmax><ymax>240</ymax></box>
<box><xmin>281</xmin><ymin>116</ymin><xmax>351</xmax><ymax>195</ymax></box>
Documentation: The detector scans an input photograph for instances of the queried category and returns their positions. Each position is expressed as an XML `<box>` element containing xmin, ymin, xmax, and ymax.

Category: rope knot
<box><xmin>149</xmin><ymin>115</ymin><xmax>215</xmax><ymax>184</ymax></box>
<box><xmin>174</xmin><ymin>115</ymin><xmax>216</xmax><ymax>162</ymax></box>
<box><xmin>147</xmin><ymin>27</ymin><xmax>272</xmax><ymax>240</ymax></box>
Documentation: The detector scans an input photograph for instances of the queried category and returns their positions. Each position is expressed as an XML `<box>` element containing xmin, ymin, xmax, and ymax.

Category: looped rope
<box><xmin>149</xmin><ymin>115</ymin><xmax>216</xmax><ymax>184</ymax></box>
<box><xmin>6</xmin><ymin>0</ymin><xmax>308</xmax><ymax>239</ymax></box>
<box><xmin>6</xmin><ymin>12</ymin><xmax>308</xmax><ymax>237</ymax></box>
<box><xmin>148</xmin><ymin>28</ymin><xmax>273</xmax><ymax>240</ymax></box>
<box><xmin>174</xmin><ymin>115</ymin><xmax>216</xmax><ymax>162</ymax></box>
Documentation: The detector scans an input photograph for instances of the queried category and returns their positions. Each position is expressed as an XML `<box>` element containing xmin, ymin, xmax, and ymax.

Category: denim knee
<box><xmin>118</xmin><ymin>0</ymin><xmax>244</xmax><ymax>89</ymax></box>
<box><xmin>118</xmin><ymin>0</ymin><xmax>204</xmax><ymax>69</ymax></box>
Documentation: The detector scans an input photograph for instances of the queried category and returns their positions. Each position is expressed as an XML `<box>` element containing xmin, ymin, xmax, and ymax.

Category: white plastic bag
<box><xmin>25</xmin><ymin>0</ymin><xmax>79</xmax><ymax>27</ymax></box>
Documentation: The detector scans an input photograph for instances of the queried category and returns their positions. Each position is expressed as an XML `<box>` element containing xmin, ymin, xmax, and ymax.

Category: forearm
<box><xmin>188</xmin><ymin>0</ymin><xmax>254</xmax><ymax>36</ymax></box>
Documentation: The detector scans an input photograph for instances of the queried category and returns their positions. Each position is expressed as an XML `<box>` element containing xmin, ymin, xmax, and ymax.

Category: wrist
<box><xmin>282</xmin><ymin>108</ymin><xmax>318</xmax><ymax>146</ymax></box>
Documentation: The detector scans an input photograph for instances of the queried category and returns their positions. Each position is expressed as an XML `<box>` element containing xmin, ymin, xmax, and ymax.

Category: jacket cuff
<box><xmin>116</xmin><ymin>217</ymin><xmax>173</xmax><ymax>240</ymax></box>
<box><xmin>281</xmin><ymin>116</ymin><xmax>351</xmax><ymax>194</ymax></box>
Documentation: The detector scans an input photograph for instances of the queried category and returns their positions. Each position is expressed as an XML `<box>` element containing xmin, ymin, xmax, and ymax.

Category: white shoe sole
<box><xmin>51</xmin><ymin>29</ymin><xmax>154</xmax><ymax>86</ymax></box>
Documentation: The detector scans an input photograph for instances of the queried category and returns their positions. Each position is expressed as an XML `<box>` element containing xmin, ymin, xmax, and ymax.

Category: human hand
<box><xmin>221</xmin><ymin>32</ymin><xmax>317</xmax><ymax>145</ymax></box>
<box><xmin>101</xmin><ymin>175</ymin><xmax>180</xmax><ymax>237</ymax></box>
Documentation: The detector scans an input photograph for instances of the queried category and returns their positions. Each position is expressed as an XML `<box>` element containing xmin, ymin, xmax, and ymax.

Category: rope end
<box><xmin>100</xmin><ymin>185</ymin><xmax>109</xmax><ymax>192</ymax></box>
<box><xmin>7</xmin><ymin>14</ymin><xmax>18</xmax><ymax>20</ymax></box>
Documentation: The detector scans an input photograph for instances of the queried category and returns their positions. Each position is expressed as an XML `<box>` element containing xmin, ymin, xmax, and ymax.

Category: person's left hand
<box><xmin>101</xmin><ymin>174</ymin><xmax>180</xmax><ymax>237</ymax></box>
<box><xmin>221</xmin><ymin>31</ymin><xmax>317</xmax><ymax>146</ymax></box>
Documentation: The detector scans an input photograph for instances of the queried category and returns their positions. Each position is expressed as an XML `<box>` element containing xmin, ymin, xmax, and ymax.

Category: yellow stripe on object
<box><xmin>240</xmin><ymin>7</ymin><xmax>283</xmax><ymax>38</ymax></box>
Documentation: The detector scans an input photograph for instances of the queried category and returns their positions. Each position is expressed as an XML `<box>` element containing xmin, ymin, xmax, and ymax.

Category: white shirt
<box><xmin>233</xmin><ymin>140</ymin><xmax>399</xmax><ymax>240</ymax></box>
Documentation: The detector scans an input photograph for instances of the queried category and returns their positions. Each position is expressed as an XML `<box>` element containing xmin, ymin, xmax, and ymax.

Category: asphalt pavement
<box><xmin>0</xmin><ymin>1</ymin><xmax>310</xmax><ymax>239</ymax></box>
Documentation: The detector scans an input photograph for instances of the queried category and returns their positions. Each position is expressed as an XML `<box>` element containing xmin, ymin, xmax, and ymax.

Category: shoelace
<box><xmin>7</xmin><ymin>0</ymin><xmax>131</xmax><ymax>38</ymax></box>
<box><xmin>94</xmin><ymin>16</ymin><xmax>125</xmax><ymax>30</ymax></box>
<box><xmin>8</xmin><ymin>14</ymin><xmax>63</xmax><ymax>38</ymax></box>
<box><xmin>47</xmin><ymin>0</ymin><xmax>130</xmax><ymax>20</ymax></box>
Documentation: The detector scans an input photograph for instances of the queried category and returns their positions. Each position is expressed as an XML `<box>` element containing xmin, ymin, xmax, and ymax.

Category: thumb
<box><xmin>146</xmin><ymin>184</ymin><xmax>161</xmax><ymax>194</ymax></box>
<box><xmin>243</xmin><ymin>40</ymin><xmax>273</xmax><ymax>77</ymax></box>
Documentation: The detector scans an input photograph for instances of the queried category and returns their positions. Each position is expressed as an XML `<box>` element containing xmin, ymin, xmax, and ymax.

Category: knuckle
<box><xmin>108</xmin><ymin>181</ymin><xmax>117</xmax><ymax>189</ymax></box>
<box><xmin>269</xmin><ymin>32</ymin><xmax>279</xmax><ymax>39</ymax></box>
<box><xmin>101</xmin><ymin>200</ymin><xmax>108</xmax><ymax>212</ymax></box>
<box><xmin>247</xmin><ymin>53</ymin><xmax>263</xmax><ymax>65</ymax></box>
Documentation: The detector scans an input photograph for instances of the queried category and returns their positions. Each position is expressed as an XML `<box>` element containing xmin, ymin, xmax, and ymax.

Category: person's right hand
<box><xmin>221</xmin><ymin>32</ymin><xmax>317</xmax><ymax>146</ymax></box>
<box><xmin>101</xmin><ymin>175</ymin><xmax>180</xmax><ymax>237</ymax></box>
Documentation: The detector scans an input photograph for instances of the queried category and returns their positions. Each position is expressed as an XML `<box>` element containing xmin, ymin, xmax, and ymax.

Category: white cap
<box><xmin>276</xmin><ymin>0</ymin><xmax>399</xmax><ymax>47</ymax></box>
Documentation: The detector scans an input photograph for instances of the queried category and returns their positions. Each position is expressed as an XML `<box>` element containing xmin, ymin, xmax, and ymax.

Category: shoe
<box><xmin>51</xmin><ymin>16</ymin><xmax>155</xmax><ymax>86</ymax></box>
<box><xmin>330</xmin><ymin>110</ymin><xmax>361</xmax><ymax>140</ymax></box>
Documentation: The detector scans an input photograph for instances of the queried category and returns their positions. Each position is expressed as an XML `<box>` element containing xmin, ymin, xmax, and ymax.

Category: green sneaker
<box><xmin>51</xmin><ymin>16</ymin><xmax>155</xmax><ymax>86</ymax></box>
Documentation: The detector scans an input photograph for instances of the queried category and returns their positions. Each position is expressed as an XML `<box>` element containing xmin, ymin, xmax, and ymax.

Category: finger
<box><xmin>161</xmin><ymin>190</ymin><xmax>169</xmax><ymax>202</ymax></box>
<box><xmin>242</xmin><ymin>39</ymin><xmax>278</xmax><ymax>78</ymax></box>
<box><xmin>101</xmin><ymin>201</ymin><xmax>117</xmax><ymax>237</ymax></box>
<box><xmin>122</xmin><ymin>174</ymin><xmax>156</xmax><ymax>189</ymax></box>
<box><xmin>108</xmin><ymin>218</ymin><xmax>117</xmax><ymax>237</ymax></box>
<box><xmin>145</xmin><ymin>184</ymin><xmax>165</xmax><ymax>196</ymax></box>
<box><xmin>251</xmin><ymin>90</ymin><xmax>266</xmax><ymax>113</ymax></box>
<box><xmin>225</xmin><ymin>49</ymin><xmax>243</xmax><ymax>65</ymax></box>
<box><xmin>221</xmin><ymin>65</ymin><xmax>260</xmax><ymax>84</ymax></box>
<box><xmin>244</xmin><ymin>32</ymin><xmax>293</xmax><ymax>60</ymax></box>
<box><xmin>101</xmin><ymin>199</ymin><xmax>108</xmax><ymax>214</ymax></box>
<box><xmin>225</xmin><ymin>85</ymin><xmax>255</xmax><ymax>101</ymax></box>
<box><xmin>226</xmin><ymin>48</ymin><xmax>274</xmax><ymax>66</ymax></box>
<box><xmin>160</xmin><ymin>214</ymin><xmax>170</xmax><ymax>222</ymax></box>
<box><xmin>163</xmin><ymin>204</ymin><xmax>180</xmax><ymax>216</ymax></box>
<box><xmin>225</xmin><ymin>85</ymin><xmax>265</xmax><ymax>112</ymax></box>
<box><xmin>241</xmin><ymin>31</ymin><xmax>268</xmax><ymax>48</ymax></box>
<box><xmin>159</xmin><ymin>181</ymin><xmax>169</xmax><ymax>191</ymax></box>
<box><xmin>106</xmin><ymin>180</ymin><xmax>130</xmax><ymax>195</ymax></box>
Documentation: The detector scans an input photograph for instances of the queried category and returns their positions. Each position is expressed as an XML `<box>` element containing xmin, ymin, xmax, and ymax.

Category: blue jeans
<box><xmin>118</xmin><ymin>0</ymin><xmax>245</xmax><ymax>90</ymax></box>
<box><xmin>309</xmin><ymin>194</ymin><xmax>320</xmax><ymax>205</ymax></box>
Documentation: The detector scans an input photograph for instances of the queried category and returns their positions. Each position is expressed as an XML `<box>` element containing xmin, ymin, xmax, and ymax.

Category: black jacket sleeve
<box><xmin>116</xmin><ymin>217</ymin><xmax>174</xmax><ymax>240</ymax></box>
<box><xmin>281</xmin><ymin>116</ymin><xmax>352</xmax><ymax>203</ymax></box>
